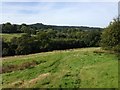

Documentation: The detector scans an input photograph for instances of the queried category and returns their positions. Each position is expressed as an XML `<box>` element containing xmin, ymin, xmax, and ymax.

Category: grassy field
<box><xmin>0</xmin><ymin>33</ymin><xmax>24</xmax><ymax>42</ymax></box>
<box><xmin>1</xmin><ymin>47</ymin><xmax>118</xmax><ymax>88</ymax></box>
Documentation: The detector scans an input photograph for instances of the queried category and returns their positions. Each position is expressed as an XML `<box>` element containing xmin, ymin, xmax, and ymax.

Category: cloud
<box><xmin>2</xmin><ymin>2</ymin><xmax>56</xmax><ymax>14</ymax></box>
<box><xmin>1</xmin><ymin>2</ymin><xmax>118</xmax><ymax>27</ymax></box>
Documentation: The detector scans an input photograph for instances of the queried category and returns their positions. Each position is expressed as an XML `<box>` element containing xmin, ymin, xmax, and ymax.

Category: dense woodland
<box><xmin>1</xmin><ymin>18</ymin><xmax>120</xmax><ymax>56</ymax></box>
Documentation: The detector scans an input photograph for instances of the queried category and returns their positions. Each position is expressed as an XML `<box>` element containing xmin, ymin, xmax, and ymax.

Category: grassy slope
<box><xmin>0</xmin><ymin>33</ymin><xmax>24</xmax><ymax>42</ymax></box>
<box><xmin>1</xmin><ymin>47</ymin><xmax>118</xmax><ymax>88</ymax></box>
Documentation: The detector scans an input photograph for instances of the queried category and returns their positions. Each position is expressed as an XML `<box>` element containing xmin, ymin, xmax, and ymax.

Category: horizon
<box><xmin>1</xmin><ymin>22</ymin><xmax>103</xmax><ymax>28</ymax></box>
<box><xmin>1</xmin><ymin>2</ymin><xmax>118</xmax><ymax>28</ymax></box>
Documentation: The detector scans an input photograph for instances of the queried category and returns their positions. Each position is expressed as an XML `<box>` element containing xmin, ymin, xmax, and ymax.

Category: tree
<box><xmin>36</xmin><ymin>31</ymin><xmax>51</xmax><ymax>51</ymax></box>
<box><xmin>20</xmin><ymin>25</ymin><xmax>29</xmax><ymax>33</ymax></box>
<box><xmin>15</xmin><ymin>34</ymin><xmax>32</xmax><ymax>55</ymax></box>
<box><xmin>2</xmin><ymin>40</ymin><xmax>10</xmax><ymax>56</ymax></box>
<box><xmin>2</xmin><ymin>23</ymin><xmax>18</xmax><ymax>33</ymax></box>
<box><xmin>101</xmin><ymin>18</ymin><xmax>120</xmax><ymax>52</ymax></box>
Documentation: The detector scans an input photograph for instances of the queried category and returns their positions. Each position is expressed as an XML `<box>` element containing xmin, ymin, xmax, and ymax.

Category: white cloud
<box><xmin>2</xmin><ymin>2</ymin><xmax>56</xmax><ymax>14</ymax></box>
<box><xmin>1</xmin><ymin>2</ymin><xmax>118</xmax><ymax>27</ymax></box>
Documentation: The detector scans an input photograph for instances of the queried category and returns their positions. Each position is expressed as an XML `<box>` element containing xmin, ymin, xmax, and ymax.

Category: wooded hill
<box><xmin>1</xmin><ymin>22</ymin><xmax>102</xmax><ymax>33</ymax></box>
<box><xmin>29</xmin><ymin>23</ymin><xmax>102</xmax><ymax>30</ymax></box>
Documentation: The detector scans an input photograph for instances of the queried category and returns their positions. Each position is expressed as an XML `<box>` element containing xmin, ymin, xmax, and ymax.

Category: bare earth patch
<box><xmin>29</xmin><ymin>73</ymin><xmax>50</xmax><ymax>84</ymax></box>
<box><xmin>20</xmin><ymin>73</ymin><xmax>50</xmax><ymax>88</ymax></box>
<box><xmin>7</xmin><ymin>73</ymin><xmax>50</xmax><ymax>88</ymax></box>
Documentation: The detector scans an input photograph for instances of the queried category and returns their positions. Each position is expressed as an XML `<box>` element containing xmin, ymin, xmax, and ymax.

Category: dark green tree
<box><xmin>101</xmin><ymin>18</ymin><xmax>120</xmax><ymax>52</ymax></box>
<box><xmin>2</xmin><ymin>22</ymin><xmax>17</xmax><ymax>33</ymax></box>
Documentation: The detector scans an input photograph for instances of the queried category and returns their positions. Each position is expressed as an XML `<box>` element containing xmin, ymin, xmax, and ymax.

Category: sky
<box><xmin>0</xmin><ymin>0</ymin><xmax>119</xmax><ymax>28</ymax></box>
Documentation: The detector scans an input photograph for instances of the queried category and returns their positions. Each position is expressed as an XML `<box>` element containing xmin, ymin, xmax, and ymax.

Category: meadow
<box><xmin>1</xmin><ymin>47</ymin><xmax>118</xmax><ymax>88</ymax></box>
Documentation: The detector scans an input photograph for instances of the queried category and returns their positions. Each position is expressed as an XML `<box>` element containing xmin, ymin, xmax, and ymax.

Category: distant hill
<box><xmin>1</xmin><ymin>22</ymin><xmax>103</xmax><ymax>33</ymax></box>
<box><xmin>29</xmin><ymin>23</ymin><xmax>103</xmax><ymax>31</ymax></box>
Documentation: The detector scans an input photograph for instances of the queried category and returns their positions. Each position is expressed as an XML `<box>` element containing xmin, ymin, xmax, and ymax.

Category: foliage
<box><xmin>2</xmin><ymin>22</ymin><xmax>20</xmax><ymax>33</ymax></box>
<box><xmin>1</xmin><ymin>30</ymin><xmax>102</xmax><ymax>56</ymax></box>
<box><xmin>1</xmin><ymin>22</ymin><xmax>102</xmax><ymax>56</ymax></box>
<box><xmin>2</xmin><ymin>22</ymin><xmax>102</xmax><ymax>34</ymax></box>
<box><xmin>101</xmin><ymin>18</ymin><xmax>120</xmax><ymax>52</ymax></box>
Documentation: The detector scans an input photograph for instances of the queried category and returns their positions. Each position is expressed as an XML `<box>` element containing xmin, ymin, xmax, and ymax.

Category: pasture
<box><xmin>1</xmin><ymin>47</ymin><xmax>118</xmax><ymax>88</ymax></box>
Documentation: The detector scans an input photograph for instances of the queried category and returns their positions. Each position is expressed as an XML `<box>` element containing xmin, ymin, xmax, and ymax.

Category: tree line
<box><xmin>1</xmin><ymin>18</ymin><xmax>120</xmax><ymax>56</ymax></box>
<box><xmin>1</xmin><ymin>23</ymin><xmax>102</xmax><ymax>56</ymax></box>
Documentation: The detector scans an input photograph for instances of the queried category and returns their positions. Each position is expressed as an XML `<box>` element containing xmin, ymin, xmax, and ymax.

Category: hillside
<box><xmin>1</xmin><ymin>47</ymin><xmax>118</xmax><ymax>88</ymax></box>
<box><xmin>29</xmin><ymin>23</ymin><xmax>102</xmax><ymax>31</ymax></box>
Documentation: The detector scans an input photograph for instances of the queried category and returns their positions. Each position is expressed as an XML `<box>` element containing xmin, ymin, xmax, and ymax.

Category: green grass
<box><xmin>0</xmin><ymin>33</ymin><xmax>24</xmax><ymax>42</ymax></box>
<box><xmin>1</xmin><ymin>47</ymin><xmax>118</xmax><ymax>88</ymax></box>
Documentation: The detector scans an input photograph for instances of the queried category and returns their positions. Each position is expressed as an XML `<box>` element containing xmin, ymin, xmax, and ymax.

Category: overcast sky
<box><xmin>0</xmin><ymin>1</ymin><xmax>118</xmax><ymax>28</ymax></box>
